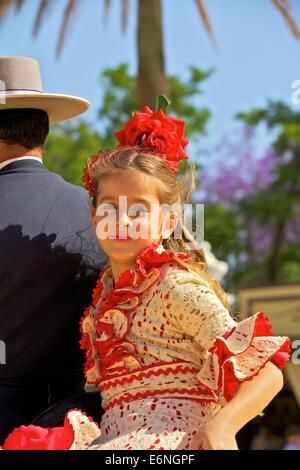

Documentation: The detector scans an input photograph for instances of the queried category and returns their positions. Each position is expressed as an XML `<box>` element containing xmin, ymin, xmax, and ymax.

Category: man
<box><xmin>0</xmin><ymin>56</ymin><xmax>107</xmax><ymax>443</ymax></box>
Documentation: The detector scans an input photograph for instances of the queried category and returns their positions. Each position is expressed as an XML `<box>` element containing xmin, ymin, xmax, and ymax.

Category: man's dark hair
<box><xmin>0</xmin><ymin>108</ymin><xmax>49</xmax><ymax>149</ymax></box>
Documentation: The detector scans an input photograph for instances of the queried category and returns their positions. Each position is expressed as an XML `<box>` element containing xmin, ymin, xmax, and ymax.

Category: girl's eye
<box><xmin>135</xmin><ymin>206</ymin><xmax>148</xmax><ymax>212</ymax></box>
<box><xmin>131</xmin><ymin>206</ymin><xmax>148</xmax><ymax>217</ymax></box>
<box><xmin>98</xmin><ymin>205</ymin><xmax>116</xmax><ymax>216</ymax></box>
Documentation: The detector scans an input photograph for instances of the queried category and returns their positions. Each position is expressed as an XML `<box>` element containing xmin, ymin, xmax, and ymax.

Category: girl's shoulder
<box><xmin>159</xmin><ymin>262</ymin><xmax>211</xmax><ymax>290</ymax></box>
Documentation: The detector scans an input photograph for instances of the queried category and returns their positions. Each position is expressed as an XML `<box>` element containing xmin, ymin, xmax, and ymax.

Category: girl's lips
<box><xmin>109</xmin><ymin>236</ymin><xmax>133</xmax><ymax>241</ymax></box>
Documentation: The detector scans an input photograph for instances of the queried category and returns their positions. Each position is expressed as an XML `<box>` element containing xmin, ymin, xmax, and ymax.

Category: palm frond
<box><xmin>14</xmin><ymin>0</ymin><xmax>24</xmax><ymax>11</ymax></box>
<box><xmin>56</xmin><ymin>0</ymin><xmax>80</xmax><ymax>57</ymax></box>
<box><xmin>103</xmin><ymin>0</ymin><xmax>111</xmax><ymax>22</ymax></box>
<box><xmin>121</xmin><ymin>0</ymin><xmax>130</xmax><ymax>33</ymax></box>
<box><xmin>0</xmin><ymin>0</ymin><xmax>13</xmax><ymax>19</ymax></box>
<box><xmin>194</xmin><ymin>0</ymin><xmax>217</xmax><ymax>49</ymax></box>
<box><xmin>33</xmin><ymin>0</ymin><xmax>51</xmax><ymax>37</ymax></box>
<box><xmin>272</xmin><ymin>0</ymin><xmax>300</xmax><ymax>39</ymax></box>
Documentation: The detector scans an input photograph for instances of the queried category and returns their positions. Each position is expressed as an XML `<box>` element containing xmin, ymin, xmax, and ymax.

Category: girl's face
<box><xmin>91</xmin><ymin>171</ymin><xmax>177</xmax><ymax>266</ymax></box>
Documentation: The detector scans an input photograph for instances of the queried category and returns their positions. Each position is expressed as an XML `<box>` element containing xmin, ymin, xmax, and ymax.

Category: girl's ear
<box><xmin>162</xmin><ymin>211</ymin><xmax>179</xmax><ymax>239</ymax></box>
<box><xmin>91</xmin><ymin>208</ymin><xmax>97</xmax><ymax>231</ymax></box>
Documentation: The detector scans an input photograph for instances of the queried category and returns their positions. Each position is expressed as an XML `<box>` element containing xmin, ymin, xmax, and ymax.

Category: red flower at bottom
<box><xmin>3</xmin><ymin>424</ymin><xmax>73</xmax><ymax>451</ymax></box>
<box><xmin>2</xmin><ymin>409</ymin><xmax>101</xmax><ymax>450</ymax></box>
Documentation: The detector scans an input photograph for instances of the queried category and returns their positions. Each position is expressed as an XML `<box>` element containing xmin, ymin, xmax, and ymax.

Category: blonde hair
<box><xmin>89</xmin><ymin>146</ymin><xmax>230</xmax><ymax>310</ymax></box>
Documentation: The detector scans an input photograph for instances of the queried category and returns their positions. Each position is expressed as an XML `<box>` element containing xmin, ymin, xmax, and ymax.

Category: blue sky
<box><xmin>1</xmin><ymin>0</ymin><xmax>300</xmax><ymax>155</ymax></box>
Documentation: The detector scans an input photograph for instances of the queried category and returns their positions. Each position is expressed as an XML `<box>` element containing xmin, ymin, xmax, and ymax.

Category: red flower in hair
<box><xmin>83</xmin><ymin>153</ymin><xmax>101</xmax><ymax>197</ymax></box>
<box><xmin>82</xmin><ymin>98</ymin><xmax>189</xmax><ymax>197</ymax></box>
<box><xmin>115</xmin><ymin>106</ymin><xmax>189</xmax><ymax>172</ymax></box>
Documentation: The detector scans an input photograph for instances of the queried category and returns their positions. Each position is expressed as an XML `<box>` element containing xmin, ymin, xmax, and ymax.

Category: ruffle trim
<box><xmin>99</xmin><ymin>362</ymin><xmax>200</xmax><ymax>392</ymax></box>
<box><xmin>197</xmin><ymin>311</ymin><xmax>291</xmax><ymax>403</ymax></box>
<box><xmin>104</xmin><ymin>388</ymin><xmax>217</xmax><ymax>411</ymax></box>
<box><xmin>80</xmin><ymin>242</ymin><xmax>191</xmax><ymax>384</ymax></box>
<box><xmin>1</xmin><ymin>409</ymin><xmax>101</xmax><ymax>451</ymax></box>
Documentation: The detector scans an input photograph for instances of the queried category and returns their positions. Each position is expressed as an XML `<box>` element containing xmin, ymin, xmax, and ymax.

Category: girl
<box><xmin>2</xmin><ymin>103</ymin><xmax>290</xmax><ymax>451</ymax></box>
<box><xmin>80</xmin><ymin>104</ymin><xmax>290</xmax><ymax>450</ymax></box>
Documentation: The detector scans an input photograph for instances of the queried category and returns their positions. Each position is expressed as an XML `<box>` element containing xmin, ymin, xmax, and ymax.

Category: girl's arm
<box><xmin>189</xmin><ymin>361</ymin><xmax>284</xmax><ymax>450</ymax></box>
<box><xmin>163</xmin><ymin>271</ymin><xmax>290</xmax><ymax>450</ymax></box>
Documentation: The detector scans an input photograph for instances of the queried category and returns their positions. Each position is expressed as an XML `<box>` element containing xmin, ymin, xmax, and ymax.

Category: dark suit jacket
<box><xmin>0</xmin><ymin>159</ymin><xmax>107</xmax><ymax>380</ymax></box>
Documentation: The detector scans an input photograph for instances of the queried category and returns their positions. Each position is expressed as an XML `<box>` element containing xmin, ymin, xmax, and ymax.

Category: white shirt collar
<box><xmin>0</xmin><ymin>156</ymin><xmax>43</xmax><ymax>171</ymax></box>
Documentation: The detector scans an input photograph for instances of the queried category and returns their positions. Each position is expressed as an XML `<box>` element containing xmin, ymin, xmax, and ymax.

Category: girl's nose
<box><xmin>118</xmin><ymin>211</ymin><xmax>133</xmax><ymax>227</ymax></box>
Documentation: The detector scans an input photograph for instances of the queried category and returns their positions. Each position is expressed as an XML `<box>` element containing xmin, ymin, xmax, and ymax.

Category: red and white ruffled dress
<box><xmin>1</xmin><ymin>242</ymin><xmax>290</xmax><ymax>450</ymax></box>
<box><xmin>79</xmin><ymin>242</ymin><xmax>291</xmax><ymax>450</ymax></box>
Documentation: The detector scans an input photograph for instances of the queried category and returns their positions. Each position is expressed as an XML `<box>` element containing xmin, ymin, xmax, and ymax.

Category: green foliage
<box><xmin>237</xmin><ymin>101</ymin><xmax>300</xmax><ymax>229</ymax></box>
<box><xmin>44</xmin><ymin>121</ymin><xmax>104</xmax><ymax>187</ymax></box>
<box><xmin>202</xmin><ymin>205</ymin><xmax>258</xmax><ymax>288</ymax></box>
<box><xmin>280</xmin><ymin>244</ymin><xmax>300</xmax><ymax>282</ymax></box>
<box><xmin>203</xmin><ymin>204</ymin><xmax>243</xmax><ymax>258</ymax></box>
<box><xmin>237</xmin><ymin>100</ymin><xmax>300</xmax><ymax>128</ymax></box>
<box><xmin>234</xmin><ymin>101</ymin><xmax>300</xmax><ymax>284</ymax></box>
<box><xmin>167</xmin><ymin>67</ymin><xmax>214</xmax><ymax>137</ymax></box>
<box><xmin>97</xmin><ymin>64</ymin><xmax>137</xmax><ymax>148</ymax></box>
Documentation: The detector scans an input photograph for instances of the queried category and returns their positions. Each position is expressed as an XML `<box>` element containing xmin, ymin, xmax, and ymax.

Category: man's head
<box><xmin>0</xmin><ymin>108</ymin><xmax>49</xmax><ymax>161</ymax></box>
<box><xmin>0</xmin><ymin>108</ymin><xmax>49</xmax><ymax>149</ymax></box>
<box><xmin>0</xmin><ymin>56</ymin><xmax>90</xmax><ymax>162</ymax></box>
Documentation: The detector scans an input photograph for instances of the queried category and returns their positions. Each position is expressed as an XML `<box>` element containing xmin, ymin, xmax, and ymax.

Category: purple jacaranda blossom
<box><xmin>196</xmin><ymin>126</ymin><xmax>280</xmax><ymax>208</ymax></box>
<box><xmin>193</xmin><ymin>126</ymin><xmax>299</xmax><ymax>282</ymax></box>
<box><xmin>285</xmin><ymin>217</ymin><xmax>300</xmax><ymax>245</ymax></box>
<box><xmin>237</xmin><ymin>218</ymin><xmax>273</xmax><ymax>257</ymax></box>
<box><xmin>248</xmin><ymin>219</ymin><xmax>274</xmax><ymax>253</ymax></box>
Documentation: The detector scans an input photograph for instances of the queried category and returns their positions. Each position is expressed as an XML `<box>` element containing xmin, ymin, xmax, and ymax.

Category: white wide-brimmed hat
<box><xmin>0</xmin><ymin>56</ymin><xmax>90</xmax><ymax>124</ymax></box>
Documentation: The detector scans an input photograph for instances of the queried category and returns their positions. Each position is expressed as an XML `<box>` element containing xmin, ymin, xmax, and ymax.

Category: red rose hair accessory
<box><xmin>83</xmin><ymin>96</ymin><xmax>189</xmax><ymax>197</ymax></box>
<box><xmin>115</xmin><ymin>96</ymin><xmax>189</xmax><ymax>172</ymax></box>
<box><xmin>83</xmin><ymin>153</ymin><xmax>100</xmax><ymax>198</ymax></box>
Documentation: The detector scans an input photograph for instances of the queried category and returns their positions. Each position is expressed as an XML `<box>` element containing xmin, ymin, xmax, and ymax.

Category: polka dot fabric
<box><xmin>88</xmin><ymin>397</ymin><xmax>220</xmax><ymax>450</ymax></box>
